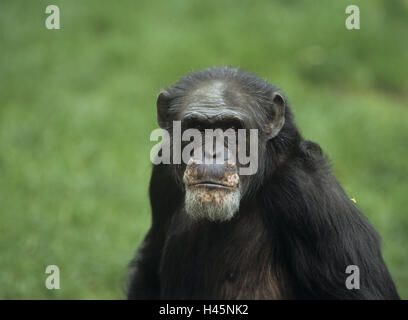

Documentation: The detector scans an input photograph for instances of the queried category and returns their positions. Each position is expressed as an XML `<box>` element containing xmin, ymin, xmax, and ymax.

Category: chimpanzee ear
<box><xmin>157</xmin><ymin>90</ymin><xmax>171</xmax><ymax>129</ymax></box>
<box><xmin>265</xmin><ymin>92</ymin><xmax>286</xmax><ymax>139</ymax></box>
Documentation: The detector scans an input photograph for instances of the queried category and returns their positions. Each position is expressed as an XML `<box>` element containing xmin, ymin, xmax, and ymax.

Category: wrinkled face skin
<box><xmin>157</xmin><ymin>80</ymin><xmax>286</xmax><ymax>222</ymax></box>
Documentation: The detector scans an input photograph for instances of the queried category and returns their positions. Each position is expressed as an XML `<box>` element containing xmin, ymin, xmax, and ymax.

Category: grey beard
<box><xmin>184</xmin><ymin>187</ymin><xmax>240</xmax><ymax>222</ymax></box>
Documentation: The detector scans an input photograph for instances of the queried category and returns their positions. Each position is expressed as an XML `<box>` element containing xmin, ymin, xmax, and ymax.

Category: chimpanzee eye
<box><xmin>195</xmin><ymin>122</ymin><xmax>205</xmax><ymax>132</ymax></box>
<box><xmin>184</xmin><ymin>119</ymin><xmax>205</xmax><ymax>131</ymax></box>
<box><xmin>188</xmin><ymin>119</ymin><xmax>210</xmax><ymax>132</ymax></box>
<box><xmin>223</xmin><ymin>120</ymin><xmax>243</xmax><ymax>131</ymax></box>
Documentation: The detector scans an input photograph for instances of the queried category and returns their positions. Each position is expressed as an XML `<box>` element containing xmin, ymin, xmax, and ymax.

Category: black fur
<box><xmin>127</xmin><ymin>67</ymin><xmax>399</xmax><ymax>300</ymax></box>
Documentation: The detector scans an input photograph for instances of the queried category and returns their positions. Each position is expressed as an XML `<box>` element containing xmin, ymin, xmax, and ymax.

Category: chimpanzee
<box><xmin>127</xmin><ymin>66</ymin><xmax>399</xmax><ymax>299</ymax></box>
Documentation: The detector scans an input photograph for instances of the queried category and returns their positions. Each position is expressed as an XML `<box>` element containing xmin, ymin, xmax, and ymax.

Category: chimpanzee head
<box><xmin>154</xmin><ymin>67</ymin><xmax>297</xmax><ymax>221</ymax></box>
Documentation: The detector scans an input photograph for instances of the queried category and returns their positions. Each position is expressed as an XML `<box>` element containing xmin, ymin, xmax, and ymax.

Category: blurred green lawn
<box><xmin>0</xmin><ymin>0</ymin><xmax>407</xmax><ymax>299</ymax></box>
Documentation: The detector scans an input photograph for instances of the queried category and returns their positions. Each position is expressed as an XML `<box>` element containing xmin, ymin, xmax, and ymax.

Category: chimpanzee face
<box><xmin>156</xmin><ymin>79</ymin><xmax>286</xmax><ymax>221</ymax></box>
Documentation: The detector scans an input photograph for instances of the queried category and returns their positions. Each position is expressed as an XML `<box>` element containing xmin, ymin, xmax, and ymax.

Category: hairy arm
<box><xmin>260</xmin><ymin>141</ymin><xmax>399</xmax><ymax>299</ymax></box>
<box><xmin>127</xmin><ymin>164</ymin><xmax>182</xmax><ymax>299</ymax></box>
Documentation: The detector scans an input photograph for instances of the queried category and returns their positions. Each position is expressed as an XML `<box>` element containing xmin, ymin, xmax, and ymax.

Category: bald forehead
<box><xmin>187</xmin><ymin>81</ymin><xmax>227</xmax><ymax>108</ymax></box>
<box><xmin>181</xmin><ymin>80</ymin><xmax>252</xmax><ymax>117</ymax></box>
<box><xmin>164</xmin><ymin>79</ymin><xmax>267</xmax><ymax>129</ymax></box>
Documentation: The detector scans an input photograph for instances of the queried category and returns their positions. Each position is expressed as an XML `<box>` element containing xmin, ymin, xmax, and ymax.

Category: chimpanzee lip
<box><xmin>189</xmin><ymin>181</ymin><xmax>235</xmax><ymax>190</ymax></box>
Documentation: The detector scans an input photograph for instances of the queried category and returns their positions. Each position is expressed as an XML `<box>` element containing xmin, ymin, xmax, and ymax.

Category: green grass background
<box><xmin>0</xmin><ymin>0</ymin><xmax>407</xmax><ymax>299</ymax></box>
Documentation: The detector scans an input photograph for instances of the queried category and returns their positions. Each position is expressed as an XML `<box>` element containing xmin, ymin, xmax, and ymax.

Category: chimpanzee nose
<box><xmin>184</xmin><ymin>153</ymin><xmax>239</xmax><ymax>188</ymax></box>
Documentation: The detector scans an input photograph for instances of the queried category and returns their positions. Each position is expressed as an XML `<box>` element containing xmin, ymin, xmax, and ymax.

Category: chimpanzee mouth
<box><xmin>189</xmin><ymin>181</ymin><xmax>235</xmax><ymax>190</ymax></box>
